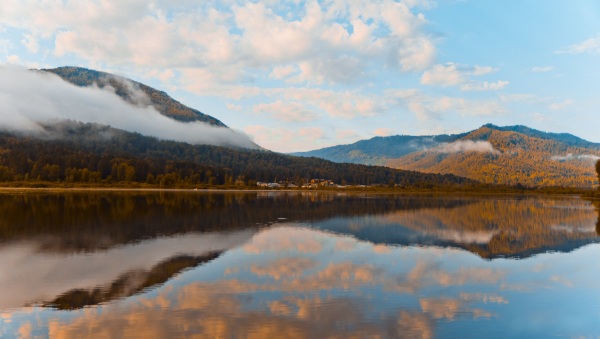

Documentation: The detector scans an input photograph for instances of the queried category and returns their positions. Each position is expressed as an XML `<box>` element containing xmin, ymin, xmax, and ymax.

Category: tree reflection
<box><xmin>0</xmin><ymin>192</ymin><xmax>472</xmax><ymax>253</ymax></box>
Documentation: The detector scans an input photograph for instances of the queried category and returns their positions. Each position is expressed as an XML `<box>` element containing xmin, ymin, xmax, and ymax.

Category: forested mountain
<box><xmin>296</xmin><ymin>124</ymin><xmax>600</xmax><ymax>188</ymax></box>
<box><xmin>42</xmin><ymin>66</ymin><xmax>226</xmax><ymax>126</ymax></box>
<box><xmin>0</xmin><ymin>122</ymin><xmax>480</xmax><ymax>188</ymax></box>
<box><xmin>292</xmin><ymin>133</ymin><xmax>467</xmax><ymax>165</ymax></box>
<box><xmin>390</xmin><ymin>126</ymin><xmax>600</xmax><ymax>187</ymax></box>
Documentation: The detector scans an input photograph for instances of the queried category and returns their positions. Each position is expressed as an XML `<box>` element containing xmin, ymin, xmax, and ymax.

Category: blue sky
<box><xmin>1</xmin><ymin>0</ymin><xmax>599</xmax><ymax>152</ymax></box>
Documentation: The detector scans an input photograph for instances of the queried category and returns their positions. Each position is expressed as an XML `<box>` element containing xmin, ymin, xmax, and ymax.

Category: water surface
<box><xmin>1</xmin><ymin>192</ymin><xmax>599</xmax><ymax>338</ymax></box>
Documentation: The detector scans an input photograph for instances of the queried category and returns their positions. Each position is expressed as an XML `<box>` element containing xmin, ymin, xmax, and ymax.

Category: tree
<box><xmin>596</xmin><ymin>160</ymin><xmax>600</xmax><ymax>189</ymax></box>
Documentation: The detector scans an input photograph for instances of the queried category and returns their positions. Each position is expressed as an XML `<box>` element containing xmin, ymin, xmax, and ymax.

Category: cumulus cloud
<box><xmin>556</xmin><ymin>33</ymin><xmax>600</xmax><ymax>54</ymax></box>
<box><xmin>384</xmin><ymin>89</ymin><xmax>507</xmax><ymax>122</ymax></box>
<box><xmin>244</xmin><ymin>126</ymin><xmax>327</xmax><ymax>153</ymax></box>
<box><xmin>272</xmin><ymin>87</ymin><xmax>385</xmax><ymax>119</ymax></box>
<box><xmin>0</xmin><ymin>0</ymin><xmax>437</xmax><ymax>87</ymax></box>
<box><xmin>253</xmin><ymin>100</ymin><xmax>318</xmax><ymax>122</ymax></box>
<box><xmin>420</xmin><ymin>63</ymin><xmax>466</xmax><ymax>87</ymax></box>
<box><xmin>549</xmin><ymin>99</ymin><xmax>573</xmax><ymax>111</ymax></box>
<box><xmin>0</xmin><ymin>66</ymin><xmax>257</xmax><ymax>148</ymax></box>
<box><xmin>421</xmin><ymin>63</ymin><xmax>507</xmax><ymax>91</ymax></box>
<box><xmin>551</xmin><ymin>153</ymin><xmax>600</xmax><ymax>162</ymax></box>
<box><xmin>434</xmin><ymin>140</ymin><xmax>499</xmax><ymax>154</ymax></box>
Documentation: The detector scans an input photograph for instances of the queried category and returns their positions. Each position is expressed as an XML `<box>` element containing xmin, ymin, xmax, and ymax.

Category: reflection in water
<box><xmin>1</xmin><ymin>192</ymin><xmax>600</xmax><ymax>338</ymax></box>
<box><xmin>0</xmin><ymin>230</ymin><xmax>255</xmax><ymax>310</ymax></box>
<box><xmin>311</xmin><ymin>197</ymin><xmax>600</xmax><ymax>258</ymax></box>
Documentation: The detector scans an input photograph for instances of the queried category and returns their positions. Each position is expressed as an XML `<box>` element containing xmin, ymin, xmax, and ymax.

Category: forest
<box><xmin>0</xmin><ymin>122</ymin><xmax>481</xmax><ymax>189</ymax></box>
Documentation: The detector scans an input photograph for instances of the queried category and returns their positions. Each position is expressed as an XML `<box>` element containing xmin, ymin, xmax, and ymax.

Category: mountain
<box><xmin>292</xmin><ymin>133</ymin><xmax>467</xmax><ymax>165</ymax></box>
<box><xmin>0</xmin><ymin>121</ymin><xmax>481</xmax><ymax>188</ymax></box>
<box><xmin>296</xmin><ymin>124</ymin><xmax>600</xmax><ymax>188</ymax></box>
<box><xmin>42</xmin><ymin>66</ymin><xmax>226</xmax><ymax>126</ymax></box>
<box><xmin>0</xmin><ymin>66</ymin><xmax>487</xmax><ymax>188</ymax></box>
<box><xmin>391</xmin><ymin>126</ymin><xmax>600</xmax><ymax>187</ymax></box>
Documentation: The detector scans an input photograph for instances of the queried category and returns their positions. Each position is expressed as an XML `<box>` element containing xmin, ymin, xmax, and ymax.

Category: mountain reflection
<box><xmin>9</xmin><ymin>225</ymin><xmax>599</xmax><ymax>338</ymax></box>
<box><xmin>44</xmin><ymin>252</ymin><xmax>222</xmax><ymax>310</ymax></box>
<box><xmin>0</xmin><ymin>191</ymin><xmax>472</xmax><ymax>253</ymax></box>
<box><xmin>2</xmin><ymin>193</ymin><xmax>600</xmax><ymax>338</ymax></box>
<box><xmin>0</xmin><ymin>193</ymin><xmax>599</xmax><ymax>308</ymax></box>
<box><xmin>310</xmin><ymin>196</ymin><xmax>600</xmax><ymax>259</ymax></box>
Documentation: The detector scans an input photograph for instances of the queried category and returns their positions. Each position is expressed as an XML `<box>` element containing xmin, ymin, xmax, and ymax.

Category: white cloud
<box><xmin>244</xmin><ymin>125</ymin><xmax>326</xmax><ymax>153</ymax></box>
<box><xmin>420</xmin><ymin>63</ymin><xmax>464</xmax><ymax>87</ymax></box>
<box><xmin>471</xmin><ymin>65</ymin><xmax>496</xmax><ymax>76</ymax></box>
<box><xmin>549</xmin><ymin>99</ymin><xmax>573</xmax><ymax>111</ymax></box>
<box><xmin>556</xmin><ymin>33</ymin><xmax>600</xmax><ymax>54</ymax></box>
<box><xmin>435</xmin><ymin>140</ymin><xmax>498</xmax><ymax>154</ymax></box>
<box><xmin>0</xmin><ymin>0</ymin><xmax>438</xmax><ymax>87</ymax></box>
<box><xmin>461</xmin><ymin>80</ymin><xmax>509</xmax><ymax>91</ymax></box>
<box><xmin>6</xmin><ymin>55</ymin><xmax>20</xmax><ymax>64</ymax></box>
<box><xmin>374</xmin><ymin>128</ymin><xmax>394</xmax><ymax>137</ymax></box>
<box><xmin>269</xmin><ymin>65</ymin><xmax>297</xmax><ymax>80</ymax></box>
<box><xmin>0</xmin><ymin>66</ymin><xmax>257</xmax><ymax>149</ymax></box>
<box><xmin>551</xmin><ymin>153</ymin><xmax>600</xmax><ymax>162</ymax></box>
<box><xmin>531</xmin><ymin>66</ymin><xmax>554</xmax><ymax>73</ymax></box>
<box><xmin>273</xmin><ymin>87</ymin><xmax>384</xmax><ymax>119</ymax></box>
<box><xmin>421</xmin><ymin>63</ymin><xmax>506</xmax><ymax>91</ymax></box>
<box><xmin>388</xmin><ymin>90</ymin><xmax>506</xmax><ymax>121</ymax></box>
<box><xmin>20</xmin><ymin>33</ymin><xmax>39</xmax><ymax>53</ymax></box>
<box><xmin>253</xmin><ymin>100</ymin><xmax>318</xmax><ymax>122</ymax></box>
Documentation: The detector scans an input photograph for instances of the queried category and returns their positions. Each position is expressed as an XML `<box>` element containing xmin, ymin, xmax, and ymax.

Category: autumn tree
<box><xmin>596</xmin><ymin>160</ymin><xmax>600</xmax><ymax>189</ymax></box>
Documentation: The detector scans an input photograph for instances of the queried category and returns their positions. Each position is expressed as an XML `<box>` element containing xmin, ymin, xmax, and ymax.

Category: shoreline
<box><xmin>0</xmin><ymin>186</ymin><xmax>589</xmax><ymax>198</ymax></box>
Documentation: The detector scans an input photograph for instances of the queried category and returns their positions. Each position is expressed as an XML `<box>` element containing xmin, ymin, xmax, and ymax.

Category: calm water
<box><xmin>1</xmin><ymin>191</ymin><xmax>600</xmax><ymax>338</ymax></box>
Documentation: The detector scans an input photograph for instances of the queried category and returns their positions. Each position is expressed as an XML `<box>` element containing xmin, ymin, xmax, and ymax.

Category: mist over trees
<box><xmin>0</xmin><ymin>123</ymin><xmax>479</xmax><ymax>189</ymax></box>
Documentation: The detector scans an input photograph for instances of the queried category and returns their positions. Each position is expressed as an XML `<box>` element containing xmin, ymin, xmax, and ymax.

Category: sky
<box><xmin>1</xmin><ymin>0</ymin><xmax>599</xmax><ymax>153</ymax></box>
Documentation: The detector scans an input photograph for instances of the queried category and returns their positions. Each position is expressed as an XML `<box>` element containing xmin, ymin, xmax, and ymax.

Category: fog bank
<box><xmin>0</xmin><ymin>65</ymin><xmax>257</xmax><ymax>149</ymax></box>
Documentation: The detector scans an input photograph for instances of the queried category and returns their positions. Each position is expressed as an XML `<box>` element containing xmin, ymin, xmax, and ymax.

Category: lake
<box><xmin>1</xmin><ymin>191</ymin><xmax>599</xmax><ymax>338</ymax></box>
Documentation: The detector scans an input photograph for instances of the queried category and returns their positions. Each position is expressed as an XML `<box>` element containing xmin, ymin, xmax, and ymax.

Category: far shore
<box><xmin>0</xmin><ymin>186</ymin><xmax>592</xmax><ymax>198</ymax></box>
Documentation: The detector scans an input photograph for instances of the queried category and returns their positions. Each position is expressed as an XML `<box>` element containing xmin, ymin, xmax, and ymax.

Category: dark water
<box><xmin>1</xmin><ymin>191</ymin><xmax>600</xmax><ymax>338</ymax></box>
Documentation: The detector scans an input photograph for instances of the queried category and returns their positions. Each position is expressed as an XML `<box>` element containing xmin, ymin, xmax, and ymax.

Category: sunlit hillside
<box><xmin>389</xmin><ymin>126</ymin><xmax>600</xmax><ymax>187</ymax></box>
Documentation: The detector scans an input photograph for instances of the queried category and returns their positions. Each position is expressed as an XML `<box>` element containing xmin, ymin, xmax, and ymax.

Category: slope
<box><xmin>0</xmin><ymin>121</ymin><xmax>480</xmax><ymax>188</ymax></box>
<box><xmin>389</xmin><ymin>126</ymin><xmax>600</xmax><ymax>187</ymax></box>
<box><xmin>292</xmin><ymin>133</ymin><xmax>467</xmax><ymax>165</ymax></box>
<box><xmin>42</xmin><ymin>66</ymin><xmax>226</xmax><ymax>126</ymax></box>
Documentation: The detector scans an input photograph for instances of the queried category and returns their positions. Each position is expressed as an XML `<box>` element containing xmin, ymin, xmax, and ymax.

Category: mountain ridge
<box><xmin>42</xmin><ymin>66</ymin><xmax>226</xmax><ymax>126</ymax></box>
<box><xmin>294</xmin><ymin>124</ymin><xmax>600</xmax><ymax>187</ymax></box>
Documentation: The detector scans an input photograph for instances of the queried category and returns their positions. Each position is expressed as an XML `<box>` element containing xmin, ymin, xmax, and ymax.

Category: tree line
<box><xmin>0</xmin><ymin>124</ymin><xmax>481</xmax><ymax>189</ymax></box>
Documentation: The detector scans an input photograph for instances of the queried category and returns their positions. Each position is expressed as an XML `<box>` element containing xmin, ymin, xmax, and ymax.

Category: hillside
<box><xmin>296</xmin><ymin>124</ymin><xmax>600</xmax><ymax>188</ymax></box>
<box><xmin>41</xmin><ymin>66</ymin><xmax>226</xmax><ymax>126</ymax></box>
<box><xmin>292</xmin><ymin>133</ymin><xmax>467</xmax><ymax>165</ymax></box>
<box><xmin>389</xmin><ymin>126</ymin><xmax>600</xmax><ymax>187</ymax></box>
<box><xmin>0</xmin><ymin>121</ymin><xmax>481</xmax><ymax>188</ymax></box>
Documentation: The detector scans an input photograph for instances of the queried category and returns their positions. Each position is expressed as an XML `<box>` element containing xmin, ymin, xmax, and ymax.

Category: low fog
<box><xmin>0</xmin><ymin>66</ymin><xmax>258</xmax><ymax>149</ymax></box>
<box><xmin>435</xmin><ymin>140</ymin><xmax>499</xmax><ymax>154</ymax></box>
<box><xmin>551</xmin><ymin>153</ymin><xmax>600</xmax><ymax>162</ymax></box>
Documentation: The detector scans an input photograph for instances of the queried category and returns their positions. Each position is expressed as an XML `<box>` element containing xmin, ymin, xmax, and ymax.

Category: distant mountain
<box><xmin>42</xmin><ymin>66</ymin><xmax>226</xmax><ymax>126</ymax></box>
<box><xmin>292</xmin><ymin>133</ymin><xmax>467</xmax><ymax>165</ymax></box>
<box><xmin>295</xmin><ymin>124</ymin><xmax>600</xmax><ymax>188</ymax></box>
